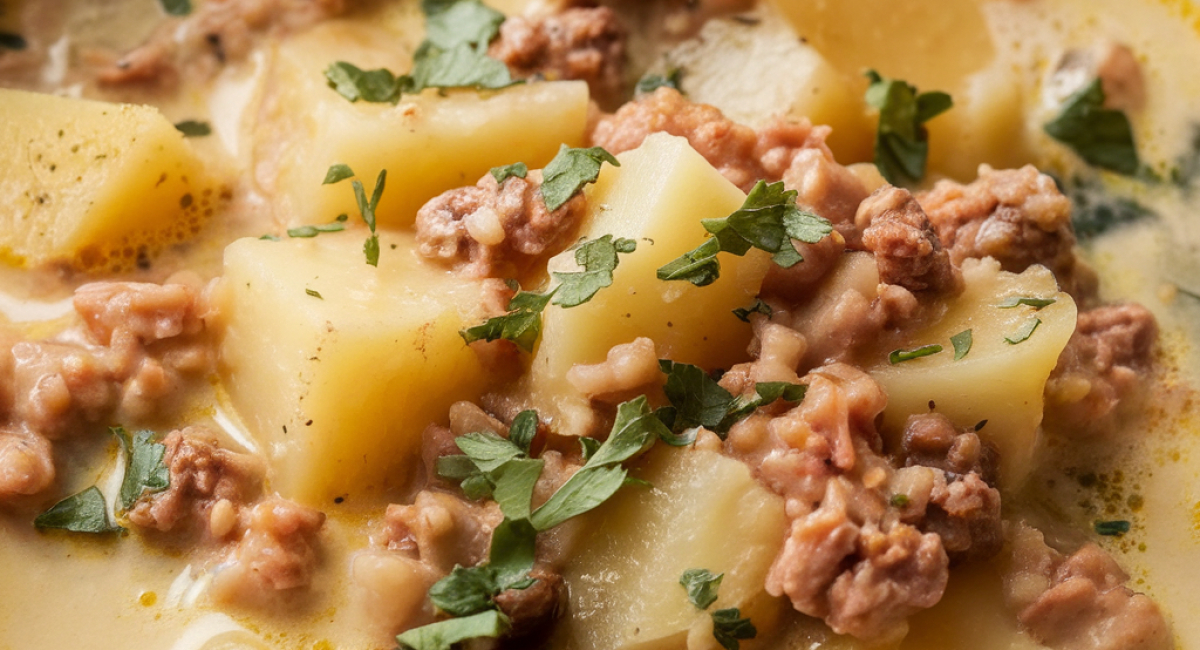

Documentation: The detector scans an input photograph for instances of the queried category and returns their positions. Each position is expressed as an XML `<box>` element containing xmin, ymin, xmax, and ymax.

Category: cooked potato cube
<box><xmin>215</xmin><ymin>232</ymin><xmax>493</xmax><ymax>506</ymax></box>
<box><xmin>0</xmin><ymin>89</ymin><xmax>210</xmax><ymax>271</ymax></box>
<box><xmin>561</xmin><ymin>445</ymin><xmax>786</xmax><ymax>650</ymax></box>
<box><xmin>266</xmin><ymin>25</ymin><xmax>589</xmax><ymax>228</ymax></box>
<box><xmin>869</xmin><ymin>258</ymin><xmax>1077</xmax><ymax>488</ymax></box>
<box><xmin>527</xmin><ymin>133</ymin><xmax>771</xmax><ymax>436</ymax></box>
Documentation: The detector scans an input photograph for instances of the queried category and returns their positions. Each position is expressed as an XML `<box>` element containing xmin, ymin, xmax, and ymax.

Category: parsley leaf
<box><xmin>1045</xmin><ymin>79</ymin><xmax>1139</xmax><ymax>176</ymax></box>
<box><xmin>490</xmin><ymin>162</ymin><xmax>528</xmax><ymax>185</ymax></box>
<box><xmin>659</xmin><ymin>360</ymin><xmax>805</xmax><ymax>438</ymax></box>
<box><xmin>864</xmin><ymin>69</ymin><xmax>953</xmax><ymax>186</ymax></box>
<box><xmin>113</xmin><ymin>427</ymin><xmax>170</xmax><ymax>511</ymax></box>
<box><xmin>455</xmin><ymin>431</ymin><xmax>524</xmax><ymax>472</ymax></box>
<box><xmin>1094</xmin><ymin>519</ymin><xmax>1131</xmax><ymax>536</ymax></box>
<box><xmin>396</xmin><ymin>609</ymin><xmax>510</xmax><ymax>650</ymax></box>
<box><xmin>173</xmin><ymin>120</ymin><xmax>211</xmax><ymax>137</ymax></box>
<box><xmin>158</xmin><ymin>0</ymin><xmax>191</xmax><ymax>16</ymax></box>
<box><xmin>408</xmin><ymin>42</ymin><xmax>517</xmax><ymax>93</ymax></box>
<box><xmin>0</xmin><ymin>32</ymin><xmax>28</xmax><ymax>51</ymax></box>
<box><xmin>1005</xmin><ymin>318</ymin><xmax>1041</xmax><ymax>345</ymax></box>
<box><xmin>529</xmin><ymin>396</ymin><xmax>666</xmax><ymax>530</ymax></box>
<box><xmin>324</xmin><ymin>62</ymin><xmax>403</xmax><ymax>104</ymax></box>
<box><xmin>322</xmin><ymin>163</ymin><xmax>356</xmax><ymax>185</ymax></box>
<box><xmin>508</xmin><ymin>409</ymin><xmax>538</xmax><ymax>454</ymax></box>
<box><xmin>541</xmin><ymin>145</ymin><xmax>620</xmax><ymax>211</ymax></box>
<box><xmin>711</xmin><ymin>608</ymin><xmax>757</xmax><ymax>650</ymax></box>
<box><xmin>658</xmin><ymin>181</ymin><xmax>832</xmax><ymax>286</ymax></box>
<box><xmin>351</xmin><ymin>170</ymin><xmax>386</xmax><ymax>266</ymax></box>
<box><xmin>997</xmin><ymin>296</ymin><xmax>1056</xmax><ymax>309</ymax></box>
<box><xmin>951</xmin><ymin>329</ymin><xmax>972</xmax><ymax>361</ymax></box>
<box><xmin>488</xmin><ymin>517</ymin><xmax>538</xmax><ymax>587</ymax></box>
<box><xmin>429</xmin><ymin>565</ymin><xmax>500</xmax><ymax>617</ymax></box>
<box><xmin>888</xmin><ymin>344</ymin><xmax>943</xmax><ymax>364</ymax></box>
<box><xmin>287</xmin><ymin>218</ymin><xmax>347</xmax><ymax>238</ymax></box>
<box><xmin>636</xmin><ymin>68</ymin><xmax>683</xmax><ymax>95</ymax></box>
<box><xmin>551</xmin><ymin>235</ymin><xmax>637</xmax><ymax>307</ymax></box>
<box><xmin>34</xmin><ymin>486</ymin><xmax>124</xmax><ymax>534</ymax></box>
<box><xmin>490</xmin><ymin>458</ymin><xmax>544</xmax><ymax>520</ymax></box>
<box><xmin>732</xmin><ymin>298</ymin><xmax>772</xmax><ymax>322</ymax></box>
<box><xmin>680</xmin><ymin>568</ymin><xmax>723</xmax><ymax>610</ymax></box>
<box><xmin>460</xmin><ymin>289</ymin><xmax>553</xmax><ymax>352</ymax></box>
<box><xmin>422</xmin><ymin>0</ymin><xmax>505</xmax><ymax>50</ymax></box>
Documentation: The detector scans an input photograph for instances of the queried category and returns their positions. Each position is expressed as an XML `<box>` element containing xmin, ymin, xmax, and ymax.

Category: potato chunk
<box><xmin>869</xmin><ymin>258</ymin><xmax>1077</xmax><ymax>488</ymax></box>
<box><xmin>561</xmin><ymin>445</ymin><xmax>786</xmax><ymax>650</ymax></box>
<box><xmin>266</xmin><ymin>25</ymin><xmax>589</xmax><ymax>228</ymax></box>
<box><xmin>0</xmin><ymin>89</ymin><xmax>209</xmax><ymax>270</ymax></box>
<box><xmin>215</xmin><ymin>232</ymin><xmax>492</xmax><ymax>506</ymax></box>
<box><xmin>527</xmin><ymin>133</ymin><xmax>770</xmax><ymax>435</ymax></box>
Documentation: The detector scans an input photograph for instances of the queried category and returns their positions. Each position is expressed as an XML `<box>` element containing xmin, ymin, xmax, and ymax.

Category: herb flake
<box><xmin>396</xmin><ymin>609</ymin><xmax>510</xmax><ymax>650</ymax></box>
<box><xmin>541</xmin><ymin>145</ymin><xmax>620</xmax><ymax>212</ymax></box>
<box><xmin>1094</xmin><ymin>520</ymin><xmax>1131</xmax><ymax>536</ymax></box>
<box><xmin>1005</xmin><ymin>318</ymin><xmax>1041</xmax><ymax>345</ymax></box>
<box><xmin>950</xmin><ymin>329</ymin><xmax>972</xmax><ymax>361</ymax></box>
<box><xmin>34</xmin><ymin>486</ymin><xmax>124</xmax><ymax>534</ymax></box>
<box><xmin>1045</xmin><ymin>79</ymin><xmax>1139</xmax><ymax>175</ymax></box>
<box><xmin>113</xmin><ymin>427</ymin><xmax>169</xmax><ymax>511</ymax></box>
<box><xmin>173</xmin><ymin>120</ymin><xmax>211</xmax><ymax>137</ymax></box>
<box><xmin>490</xmin><ymin>162</ymin><xmax>528</xmax><ymax>185</ymax></box>
<box><xmin>711</xmin><ymin>608</ymin><xmax>757</xmax><ymax>650</ymax></box>
<box><xmin>680</xmin><ymin>568</ymin><xmax>723</xmax><ymax>610</ymax></box>
<box><xmin>888</xmin><ymin>344</ymin><xmax>943</xmax><ymax>364</ymax></box>
<box><xmin>864</xmin><ymin>69</ymin><xmax>952</xmax><ymax>186</ymax></box>
<box><xmin>732</xmin><ymin>299</ymin><xmax>772</xmax><ymax>322</ymax></box>
<box><xmin>158</xmin><ymin>0</ymin><xmax>191</xmax><ymax>16</ymax></box>
<box><xmin>997</xmin><ymin>296</ymin><xmax>1056</xmax><ymax>310</ymax></box>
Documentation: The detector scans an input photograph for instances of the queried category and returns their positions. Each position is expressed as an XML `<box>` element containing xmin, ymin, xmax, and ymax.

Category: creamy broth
<box><xmin>1</xmin><ymin>1</ymin><xmax>1199</xmax><ymax>649</ymax></box>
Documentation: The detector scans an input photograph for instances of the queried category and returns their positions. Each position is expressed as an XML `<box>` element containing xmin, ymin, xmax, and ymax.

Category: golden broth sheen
<box><xmin>1</xmin><ymin>1</ymin><xmax>1200</xmax><ymax>649</ymax></box>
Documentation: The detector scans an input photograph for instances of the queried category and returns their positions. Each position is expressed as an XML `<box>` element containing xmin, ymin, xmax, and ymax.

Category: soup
<box><xmin>0</xmin><ymin>1</ymin><xmax>1198</xmax><ymax>649</ymax></box>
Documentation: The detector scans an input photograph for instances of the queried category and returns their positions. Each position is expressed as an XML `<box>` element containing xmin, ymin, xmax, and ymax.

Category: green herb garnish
<box><xmin>732</xmin><ymin>298</ymin><xmax>772</xmax><ymax>322</ymax></box>
<box><xmin>322</xmin><ymin>164</ymin><xmax>386</xmax><ymax>266</ymax></box>
<box><xmin>1094</xmin><ymin>520</ymin><xmax>1131</xmax><ymax>536</ymax></box>
<box><xmin>658</xmin><ymin>360</ymin><xmax>805</xmax><ymax>439</ymax></box>
<box><xmin>680</xmin><ymin>568</ymin><xmax>723</xmax><ymax>610</ymax></box>
<box><xmin>158</xmin><ymin>0</ymin><xmax>191</xmax><ymax>16</ymax></box>
<box><xmin>396</xmin><ymin>609</ymin><xmax>510</xmax><ymax>650</ymax></box>
<box><xmin>657</xmin><ymin>180</ymin><xmax>832</xmax><ymax>286</ymax></box>
<box><xmin>997</xmin><ymin>296</ymin><xmax>1056</xmax><ymax>309</ymax></box>
<box><xmin>950</xmin><ymin>329</ymin><xmax>972</xmax><ymax>361</ymax></box>
<box><xmin>1045</xmin><ymin>79</ymin><xmax>1139</xmax><ymax>175</ymax></box>
<box><xmin>1005</xmin><ymin>318</ymin><xmax>1041</xmax><ymax>345</ymax></box>
<box><xmin>541</xmin><ymin>146</ymin><xmax>620</xmax><ymax>212</ymax></box>
<box><xmin>888</xmin><ymin>344</ymin><xmax>943</xmax><ymax>364</ymax></box>
<box><xmin>113</xmin><ymin>427</ymin><xmax>170</xmax><ymax>511</ymax></box>
<box><xmin>34</xmin><ymin>487</ymin><xmax>124</xmax><ymax>534</ymax></box>
<box><xmin>490</xmin><ymin>162</ymin><xmax>528</xmax><ymax>185</ymax></box>
<box><xmin>712</xmin><ymin>608</ymin><xmax>757</xmax><ymax>650</ymax></box>
<box><xmin>864</xmin><ymin>69</ymin><xmax>953</xmax><ymax>186</ymax></box>
<box><xmin>636</xmin><ymin>68</ymin><xmax>683</xmax><ymax>95</ymax></box>
<box><xmin>173</xmin><ymin>120</ymin><xmax>211</xmax><ymax>137</ymax></box>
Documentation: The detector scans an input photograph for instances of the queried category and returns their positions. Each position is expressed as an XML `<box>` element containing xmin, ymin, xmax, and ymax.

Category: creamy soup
<box><xmin>0</xmin><ymin>1</ymin><xmax>1198</xmax><ymax>649</ymax></box>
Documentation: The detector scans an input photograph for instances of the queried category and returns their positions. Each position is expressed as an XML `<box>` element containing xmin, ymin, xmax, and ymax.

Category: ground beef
<box><xmin>210</xmin><ymin>496</ymin><xmax>326</xmax><ymax>602</ymax></box>
<box><xmin>494</xmin><ymin>565</ymin><xmax>566</xmax><ymax>641</ymax></box>
<box><xmin>895</xmin><ymin>414</ymin><xmax>1002</xmax><ymax>564</ymax></box>
<box><xmin>97</xmin><ymin>0</ymin><xmax>349</xmax><ymax>85</ymax></box>
<box><xmin>1004</xmin><ymin>523</ymin><xmax>1172</xmax><ymax>650</ymax></box>
<box><xmin>489</xmin><ymin>7</ymin><xmax>626</xmax><ymax>105</ymax></box>
<box><xmin>415</xmin><ymin>170</ymin><xmax>588</xmax><ymax>278</ymax></box>
<box><xmin>858</xmin><ymin>186</ymin><xmax>960</xmax><ymax>294</ymax></box>
<box><xmin>565</xmin><ymin>337</ymin><xmax>663</xmax><ymax>403</ymax></box>
<box><xmin>917</xmin><ymin>165</ymin><xmax>1096</xmax><ymax>300</ymax></box>
<box><xmin>0</xmin><ymin>428</ymin><xmax>55</xmax><ymax>500</ymax></box>
<box><xmin>383</xmin><ymin>490</ymin><xmax>502</xmax><ymax>574</ymax></box>
<box><xmin>590</xmin><ymin>88</ymin><xmax>869</xmax><ymax>240</ymax></box>
<box><xmin>1045</xmin><ymin>303</ymin><xmax>1158</xmax><ymax>432</ymax></box>
<box><xmin>0</xmin><ymin>281</ymin><xmax>212</xmax><ymax>505</ymax></box>
<box><xmin>126</xmin><ymin>427</ymin><xmax>264</xmax><ymax>537</ymax></box>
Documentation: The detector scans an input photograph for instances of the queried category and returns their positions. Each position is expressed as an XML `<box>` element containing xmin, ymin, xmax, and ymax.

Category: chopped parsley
<box><xmin>321</xmin><ymin>164</ymin><xmax>386</xmax><ymax>266</ymax></box>
<box><xmin>287</xmin><ymin>215</ymin><xmax>348</xmax><ymax>238</ymax></box>
<box><xmin>34</xmin><ymin>487</ymin><xmax>124</xmax><ymax>534</ymax></box>
<box><xmin>459</xmin><ymin>235</ymin><xmax>635</xmax><ymax>350</ymax></box>
<box><xmin>888</xmin><ymin>344</ymin><xmax>943</xmax><ymax>364</ymax></box>
<box><xmin>636</xmin><ymin>68</ymin><xmax>683</xmax><ymax>95</ymax></box>
<box><xmin>732</xmin><ymin>298</ymin><xmax>772</xmax><ymax>322</ymax></box>
<box><xmin>489</xmin><ymin>162</ymin><xmax>528</xmax><ymax>185</ymax></box>
<box><xmin>1005</xmin><ymin>318</ymin><xmax>1041</xmax><ymax>345</ymax></box>
<box><xmin>396</xmin><ymin>609</ymin><xmax>510</xmax><ymax>650</ymax></box>
<box><xmin>997</xmin><ymin>296</ymin><xmax>1056</xmax><ymax>309</ymax></box>
<box><xmin>113</xmin><ymin>427</ymin><xmax>170</xmax><ymax>511</ymax></box>
<box><xmin>658</xmin><ymin>360</ymin><xmax>806</xmax><ymax>439</ymax></box>
<box><xmin>541</xmin><ymin>145</ymin><xmax>620</xmax><ymax>212</ymax></box>
<box><xmin>890</xmin><ymin>494</ymin><xmax>911</xmax><ymax>508</ymax></box>
<box><xmin>0</xmin><ymin>32</ymin><xmax>28</xmax><ymax>51</ymax></box>
<box><xmin>422</xmin><ymin>0</ymin><xmax>505</xmax><ymax>50</ymax></box>
<box><xmin>305</xmin><ymin>288</ymin><xmax>323</xmax><ymax>299</ymax></box>
<box><xmin>657</xmin><ymin>180</ymin><xmax>833</xmax><ymax>286</ymax></box>
<box><xmin>324</xmin><ymin>62</ymin><xmax>404</xmax><ymax>104</ymax></box>
<box><xmin>1094</xmin><ymin>520</ymin><xmax>1131</xmax><ymax>536</ymax></box>
<box><xmin>864</xmin><ymin>69</ymin><xmax>953</xmax><ymax>186</ymax></box>
<box><xmin>680</xmin><ymin>568</ymin><xmax>723</xmax><ymax>610</ymax></box>
<box><xmin>158</xmin><ymin>0</ymin><xmax>191</xmax><ymax>16</ymax></box>
<box><xmin>173</xmin><ymin>120</ymin><xmax>211</xmax><ymax>137</ymax></box>
<box><xmin>950</xmin><ymin>329</ymin><xmax>972</xmax><ymax>361</ymax></box>
<box><xmin>1045</xmin><ymin>78</ymin><xmax>1140</xmax><ymax>176</ymax></box>
<box><xmin>712</xmin><ymin>608</ymin><xmax>758</xmax><ymax>650</ymax></box>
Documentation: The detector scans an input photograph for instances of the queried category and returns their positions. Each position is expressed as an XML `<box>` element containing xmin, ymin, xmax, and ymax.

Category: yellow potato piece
<box><xmin>527</xmin><ymin>133</ymin><xmax>770</xmax><ymax>436</ymax></box>
<box><xmin>0</xmin><ymin>89</ymin><xmax>209</xmax><ymax>270</ymax></box>
<box><xmin>215</xmin><ymin>232</ymin><xmax>493</xmax><ymax>506</ymax></box>
<box><xmin>561</xmin><ymin>445</ymin><xmax>786</xmax><ymax>650</ymax></box>
<box><xmin>869</xmin><ymin>258</ymin><xmax>1078</xmax><ymax>489</ymax></box>
<box><xmin>266</xmin><ymin>24</ymin><xmax>589</xmax><ymax>228</ymax></box>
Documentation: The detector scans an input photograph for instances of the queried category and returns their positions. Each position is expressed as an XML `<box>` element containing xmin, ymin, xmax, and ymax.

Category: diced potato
<box><xmin>527</xmin><ymin>133</ymin><xmax>771</xmax><ymax>436</ymax></box>
<box><xmin>868</xmin><ymin>258</ymin><xmax>1078</xmax><ymax>489</ymax></box>
<box><xmin>767</xmin><ymin>0</ymin><xmax>1033</xmax><ymax>180</ymax></box>
<box><xmin>265</xmin><ymin>24</ymin><xmax>589</xmax><ymax>228</ymax></box>
<box><xmin>560</xmin><ymin>445</ymin><xmax>787</xmax><ymax>650</ymax></box>
<box><xmin>0</xmin><ymin>89</ymin><xmax>210</xmax><ymax>271</ymax></box>
<box><xmin>660</xmin><ymin>11</ymin><xmax>872</xmax><ymax>163</ymax></box>
<box><xmin>215</xmin><ymin>232</ymin><xmax>493</xmax><ymax>506</ymax></box>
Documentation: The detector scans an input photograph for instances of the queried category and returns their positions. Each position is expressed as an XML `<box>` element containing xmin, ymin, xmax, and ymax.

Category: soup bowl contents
<box><xmin>1</xmin><ymin>0</ymin><xmax>1199</xmax><ymax>649</ymax></box>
